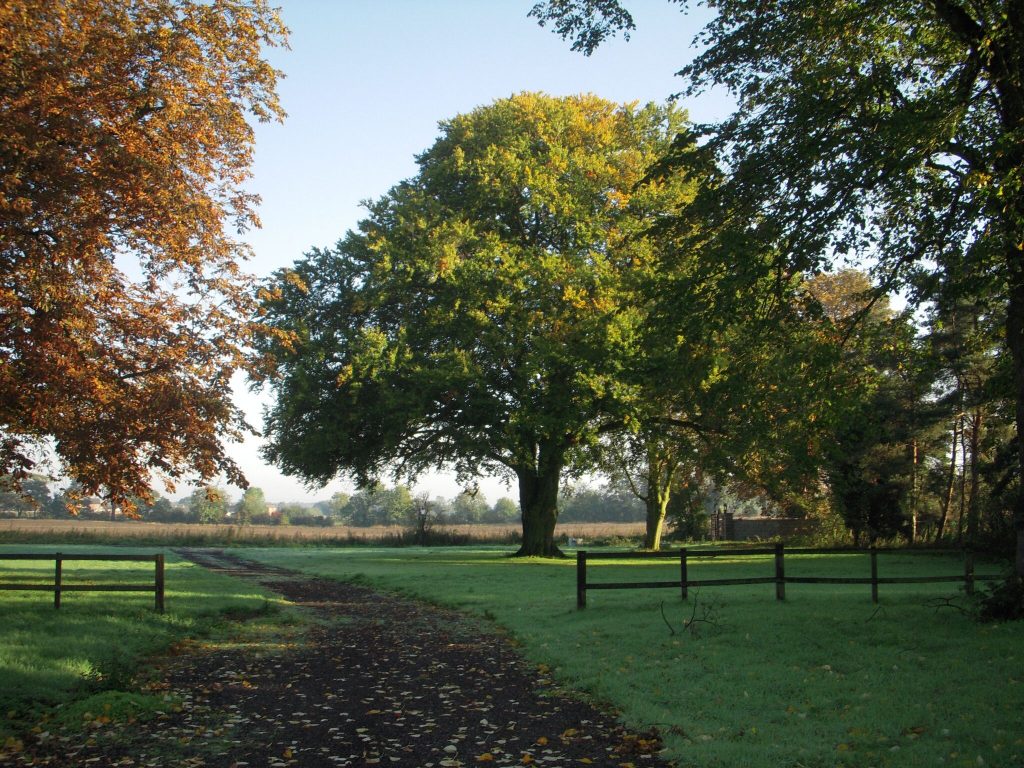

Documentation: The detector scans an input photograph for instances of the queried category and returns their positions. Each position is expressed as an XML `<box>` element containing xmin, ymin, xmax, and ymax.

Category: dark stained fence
<box><xmin>0</xmin><ymin>553</ymin><xmax>165</xmax><ymax>612</ymax></box>
<box><xmin>576</xmin><ymin>545</ymin><xmax>1000</xmax><ymax>608</ymax></box>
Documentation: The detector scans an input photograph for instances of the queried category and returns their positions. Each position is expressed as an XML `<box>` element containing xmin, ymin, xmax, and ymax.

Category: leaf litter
<box><xmin>2</xmin><ymin>549</ymin><xmax>669</xmax><ymax>767</ymax></box>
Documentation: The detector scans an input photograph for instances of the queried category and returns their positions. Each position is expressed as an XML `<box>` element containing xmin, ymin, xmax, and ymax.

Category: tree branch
<box><xmin>652</xmin><ymin>415</ymin><xmax>716</xmax><ymax>437</ymax></box>
<box><xmin>929</xmin><ymin>0</ymin><xmax>984</xmax><ymax>48</ymax></box>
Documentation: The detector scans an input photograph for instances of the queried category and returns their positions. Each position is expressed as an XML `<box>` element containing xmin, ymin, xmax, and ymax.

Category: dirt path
<box><xmin>8</xmin><ymin>549</ymin><xmax>670</xmax><ymax>767</ymax></box>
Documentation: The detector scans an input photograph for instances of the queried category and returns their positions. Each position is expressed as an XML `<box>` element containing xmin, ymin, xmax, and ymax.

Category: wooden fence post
<box><xmin>680</xmin><ymin>548</ymin><xmax>688</xmax><ymax>601</ymax></box>
<box><xmin>577</xmin><ymin>550</ymin><xmax>587</xmax><ymax>609</ymax></box>
<box><xmin>870</xmin><ymin>549</ymin><xmax>879</xmax><ymax>604</ymax></box>
<box><xmin>964</xmin><ymin>550</ymin><xmax>975</xmax><ymax>596</ymax></box>
<box><xmin>54</xmin><ymin>553</ymin><xmax>62</xmax><ymax>610</ymax></box>
<box><xmin>155</xmin><ymin>554</ymin><xmax>165</xmax><ymax>613</ymax></box>
<box><xmin>775</xmin><ymin>542</ymin><xmax>786</xmax><ymax>601</ymax></box>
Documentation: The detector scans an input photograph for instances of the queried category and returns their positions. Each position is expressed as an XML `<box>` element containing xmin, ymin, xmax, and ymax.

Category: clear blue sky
<box><xmin>223</xmin><ymin>0</ymin><xmax>733</xmax><ymax>505</ymax></box>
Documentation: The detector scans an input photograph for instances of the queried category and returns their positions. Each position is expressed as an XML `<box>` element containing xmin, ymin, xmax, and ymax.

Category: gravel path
<box><xmin>5</xmin><ymin>549</ymin><xmax>670</xmax><ymax>768</ymax></box>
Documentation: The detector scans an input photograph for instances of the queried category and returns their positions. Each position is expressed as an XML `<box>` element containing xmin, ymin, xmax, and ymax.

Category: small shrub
<box><xmin>388</xmin><ymin>528</ymin><xmax>474</xmax><ymax>547</ymax></box>
<box><xmin>85</xmin><ymin>648</ymin><xmax>139</xmax><ymax>692</ymax></box>
<box><xmin>287</xmin><ymin>513</ymin><xmax>333</xmax><ymax>527</ymax></box>
<box><xmin>977</xmin><ymin>575</ymin><xmax>1024</xmax><ymax>622</ymax></box>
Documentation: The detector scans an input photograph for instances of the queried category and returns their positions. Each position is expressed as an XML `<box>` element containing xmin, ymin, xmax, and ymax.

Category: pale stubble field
<box><xmin>0</xmin><ymin>518</ymin><xmax>645</xmax><ymax>544</ymax></box>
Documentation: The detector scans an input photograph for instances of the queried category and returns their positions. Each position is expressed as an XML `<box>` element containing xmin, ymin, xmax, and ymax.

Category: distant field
<box><xmin>0</xmin><ymin>518</ymin><xmax>645</xmax><ymax>545</ymax></box>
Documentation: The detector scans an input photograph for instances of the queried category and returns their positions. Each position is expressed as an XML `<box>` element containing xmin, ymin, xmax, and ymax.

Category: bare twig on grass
<box><xmin>659</xmin><ymin>601</ymin><xmax>676</xmax><ymax>636</ymax></box>
<box><xmin>924</xmin><ymin>596</ymin><xmax>971</xmax><ymax>616</ymax></box>
<box><xmin>684</xmin><ymin>596</ymin><xmax>723</xmax><ymax>639</ymax></box>
<box><xmin>660</xmin><ymin>592</ymin><xmax>723</xmax><ymax>638</ymax></box>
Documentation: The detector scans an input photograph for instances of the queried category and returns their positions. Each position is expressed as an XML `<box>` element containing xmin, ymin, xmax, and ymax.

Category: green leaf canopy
<box><xmin>534</xmin><ymin>0</ymin><xmax>1024</xmax><ymax>571</ymax></box>
<box><xmin>259</xmin><ymin>93</ymin><xmax>694</xmax><ymax>555</ymax></box>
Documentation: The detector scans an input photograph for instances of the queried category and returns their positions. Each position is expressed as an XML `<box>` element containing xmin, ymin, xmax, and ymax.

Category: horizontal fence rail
<box><xmin>0</xmin><ymin>553</ymin><xmax>165</xmax><ymax>612</ymax></box>
<box><xmin>576</xmin><ymin>545</ymin><xmax>1001</xmax><ymax>608</ymax></box>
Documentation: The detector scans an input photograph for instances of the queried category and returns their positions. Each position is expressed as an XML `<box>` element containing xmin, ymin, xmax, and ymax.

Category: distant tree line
<box><xmin>0</xmin><ymin>477</ymin><xmax>682</xmax><ymax>528</ymax></box>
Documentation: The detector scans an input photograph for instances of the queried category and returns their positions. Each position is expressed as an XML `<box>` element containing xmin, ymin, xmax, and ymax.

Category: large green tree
<box><xmin>808</xmin><ymin>273</ymin><xmax>930</xmax><ymax>544</ymax></box>
<box><xmin>607</xmin><ymin>260</ymin><xmax>836</xmax><ymax>544</ymax></box>
<box><xmin>187</xmin><ymin>485</ymin><xmax>228</xmax><ymax>524</ymax></box>
<box><xmin>926</xmin><ymin>294</ymin><xmax>1014</xmax><ymax>548</ymax></box>
<box><xmin>603</xmin><ymin>431</ymin><xmax>685</xmax><ymax>549</ymax></box>
<box><xmin>533</xmin><ymin>0</ymin><xmax>1024</xmax><ymax>574</ymax></box>
<box><xmin>0</xmin><ymin>474</ymin><xmax>51</xmax><ymax>517</ymax></box>
<box><xmin>258</xmin><ymin>93</ymin><xmax>694</xmax><ymax>556</ymax></box>
<box><xmin>234</xmin><ymin>486</ymin><xmax>268</xmax><ymax>524</ymax></box>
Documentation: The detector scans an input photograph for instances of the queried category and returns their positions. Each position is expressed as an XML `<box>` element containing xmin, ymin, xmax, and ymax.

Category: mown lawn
<box><xmin>0</xmin><ymin>545</ymin><xmax>294</xmax><ymax>744</ymax></box>
<box><xmin>240</xmin><ymin>546</ymin><xmax>1023</xmax><ymax>768</ymax></box>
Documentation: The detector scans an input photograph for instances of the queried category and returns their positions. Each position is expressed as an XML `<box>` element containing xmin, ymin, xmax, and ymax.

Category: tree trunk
<box><xmin>995</xmin><ymin>56</ymin><xmax>1024</xmax><ymax>574</ymax></box>
<box><xmin>956</xmin><ymin>418</ymin><xmax>968</xmax><ymax>543</ymax></box>
<box><xmin>514</xmin><ymin>442</ymin><xmax>565</xmax><ymax>557</ymax></box>
<box><xmin>937</xmin><ymin>416</ymin><xmax>959</xmax><ymax>541</ymax></box>
<box><xmin>909</xmin><ymin>438</ymin><xmax>919</xmax><ymax>544</ymax></box>
<box><xmin>965</xmin><ymin>408</ymin><xmax>983</xmax><ymax>547</ymax></box>
<box><xmin>643</xmin><ymin>487</ymin><xmax>671</xmax><ymax>550</ymax></box>
<box><xmin>1008</xmin><ymin>274</ymin><xmax>1024</xmax><ymax>575</ymax></box>
<box><xmin>642</xmin><ymin>448</ymin><xmax>676</xmax><ymax>550</ymax></box>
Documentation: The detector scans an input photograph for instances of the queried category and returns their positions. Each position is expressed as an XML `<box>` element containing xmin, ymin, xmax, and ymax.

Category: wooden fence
<box><xmin>576</xmin><ymin>545</ymin><xmax>1001</xmax><ymax>608</ymax></box>
<box><xmin>0</xmin><ymin>553</ymin><xmax>165</xmax><ymax>612</ymax></box>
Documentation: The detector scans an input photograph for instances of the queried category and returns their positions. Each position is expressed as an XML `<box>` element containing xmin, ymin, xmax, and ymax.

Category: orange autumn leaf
<box><xmin>0</xmin><ymin>0</ymin><xmax>286</xmax><ymax>504</ymax></box>
<box><xmin>475</xmin><ymin>754</ymin><xmax>495</xmax><ymax>763</ymax></box>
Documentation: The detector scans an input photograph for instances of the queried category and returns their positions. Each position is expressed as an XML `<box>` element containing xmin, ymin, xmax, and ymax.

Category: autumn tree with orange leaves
<box><xmin>0</xmin><ymin>0</ymin><xmax>287</xmax><ymax>507</ymax></box>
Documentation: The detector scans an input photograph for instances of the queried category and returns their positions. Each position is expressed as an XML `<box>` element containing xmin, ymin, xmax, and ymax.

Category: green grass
<box><xmin>4</xmin><ymin>544</ymin><xmax>1018</xmax><ymax>766</ymax></box>
<box><xmin>238</xmin><ymin>546</ymin><xmax>1024</xmax><ymax>768</ymax></box>
<box><xmin>0</xmin><ymin>544</ymin><xmax>296</xmax><ymax>743</ymax></box>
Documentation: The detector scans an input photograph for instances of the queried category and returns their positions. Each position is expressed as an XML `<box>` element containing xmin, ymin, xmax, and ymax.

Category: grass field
<box><xmin>2</xmin><ymin>543</ymin><xmax>1020</xmax><ymax>766</ymax></box>
<box><xmin>239</xmin><ymin>546</ymin><xmax>1023</xmax><ymax>768</ymax></box>
<box><xmin>0</xmin><ymin>545</ymin><xmax>296</xmax><ymax>745</ymax></box>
